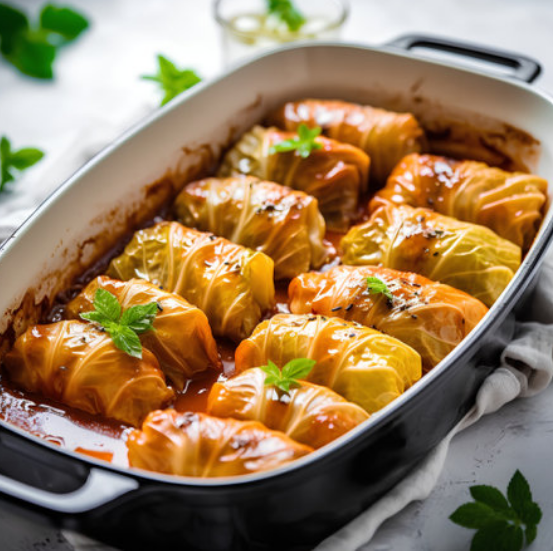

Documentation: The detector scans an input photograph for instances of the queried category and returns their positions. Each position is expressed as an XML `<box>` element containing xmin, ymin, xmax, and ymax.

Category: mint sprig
<box><xmin>80</xmin><ymin>288</ymin><xmax>158</xmax><ymax>359</ymax></box>
<box><xmin>269</xmin><ymin>123</ymin><xmax>322</xmax><ymax>159</ymax></box>
<box><xmin>0</xmin><ymin>136</ymin><xmax>44</xmax><ymax>192</ymax></box>
<box><xmin>450</xmin><ymin>470</ymin><xmax>542</xmax><ymax>550</ymax></box>
<box><xmin>266</xmin><ymin>0</ymin><xmax>306</xmax><ymax>32</ymax></box>
<box><xmin>142</xmin><ymin>54</ymin><xmax>201</xmax><ymax>106</ymax></box>
<box><xmin>0</xmin><ymin>3</ymin><xmax>89</xmax><ymax>79</ymax></box>
<box><xmin>366</xmin><ymin>276</ymin><xmax>393</xmax><ymax>301</ymax></box>
<box><xmin>260</xmin><ymin>358</ymin><xmax>316</xmax><ymax>393</ymax></box>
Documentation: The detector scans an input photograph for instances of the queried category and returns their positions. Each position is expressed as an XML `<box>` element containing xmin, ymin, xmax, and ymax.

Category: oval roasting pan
<box><xmin>0</xmin><ymin>36</ymin><xmax>552</xmax><ymax>550</ymax></box>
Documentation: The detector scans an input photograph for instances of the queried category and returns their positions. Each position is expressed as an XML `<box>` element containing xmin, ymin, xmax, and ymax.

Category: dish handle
<box><xmin>0</xmin><ymin>468</ymin><xmax>138</xmax><ymax>514</ymax></box>
<box><xmin>0</xmin><ymin>427</ymin><xmax>138</xmax><ymax>514</ymax></box>
<box><xmin>385</xmin><ymin>34</ymin><xmax>541</xmax><ymax>83</ymax></box>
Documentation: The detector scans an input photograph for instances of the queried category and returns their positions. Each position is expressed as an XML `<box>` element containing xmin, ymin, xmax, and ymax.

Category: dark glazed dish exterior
<box><xmin>0</xmin><ymin>37</ymin><xmax>550</xmax><ymax>550</ymax></box>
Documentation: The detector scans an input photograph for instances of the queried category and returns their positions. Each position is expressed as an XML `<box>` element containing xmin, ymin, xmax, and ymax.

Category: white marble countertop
<box><xmin>1</xmin><ymin>1</ymin><xmax>553</xmax><ymax>549</ymax></box>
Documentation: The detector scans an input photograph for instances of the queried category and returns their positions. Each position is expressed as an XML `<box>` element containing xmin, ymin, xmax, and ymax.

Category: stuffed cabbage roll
<box><xmin>217</xmin><ymin>125</ymin><xmax>369</xmax><ymax>231</ymax></box>
<box><xmin>341</xmin><ymin>205</ymin><xmax>521</xmax><ymax>307</ymax></box>
<box><xmin>289</xmin><ymin>265</ymin><xmax>488</xmax><ymax>371</ymax></box>
<box><xmin>207</xmin><ymin>367</ymin><xmax>369</xmax><ymax>449</ymax></box>
<box><xmin>127</xmin><ymin>410</ymin><xmax>312</xmax><ymax>477</ymax></box>
<box><xmin>4</xmin><ymin>321</ymin><xmax>174</xmax><ymax>426</ymax></box>
<box><xmin>173</xmin><ymin>176</ymin><xmax>327</xmax><ymax>279</ymax></box>
<box><xmin>235</xmin><ymin>314</ymin><xmax>421</xmax><ymax>413</ymax></box>
<box><xmin>268</xmin><ymin>99</ymin><xmax>425</xmax><ymax>184</ymax></box>
<box><xmin>371</xmin><ymin>153</ymin><xmax>547</xmax><ymax>249</ymax></box>
<box><xmin>107</xmin><ymin>222</ymin><xmax>275</xmax><ymax>342</ymax></box>
<box><xmin>66</xmin><ymin>276</ymin><xmax>221</xmax><ymax>390</ymax></box>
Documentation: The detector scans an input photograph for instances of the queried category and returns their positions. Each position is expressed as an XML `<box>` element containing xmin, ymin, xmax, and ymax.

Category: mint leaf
<box><xmin>450</xmin><ymin>502</ymin><xmax>502</xmax><ymax>530</ymax></box>
<box><xmin>366</xmin><ymin>276</ymin><xmax>393</xmax><ymax>301</ymax></box>
<box><xmin>109</xmin><ymin>325</ymin><xmax>143</xmax><ymax>359</ymax></box>
<box><xmin>266</xmin><ymin>0</ymin><xmax>306</xmax><ymax>32</ymax></box>
<box><xmin>282</xmin><ymin>358</ymin><xmax>316</xmax><ymax>381</ymax></box>
<box><xmin>0</xmin><ymin>3</ymin><xmax>28</xmax><ymax>54</ymax></box>
<box><xmin>525</xmin><ymin>524</ymin><xmax>537</xmax><ymax>545</ymax></box>
<box><xmin>92</xmin><ymin>288</ymin><xmax>121</xmax><ymax>322</ymax></box>
<box><xmin>120</xmin><ymin>302</ymin><xmax>158</xmax><ymax>334</ymax></box>
<box><xmin>0</xmin><ymin>2</ymin><xmax>89</xmax><ymax>79</ymax></box>
<box><xmin>507</xmin><ymin>470</ymin><xmax>532</xmax><ymax>519</ymax></box>
<box><xmin>142</xmin><ymin>54</ymin><xmax>201</xmax><ymax>106</ymax></box>
<box><xmin>79</xmin><ymin>288</ymin><xmax>158</xmax><ymax>358</ymax></box>
<box><xmin>9</xmin><ymin>148</ymin><xmax>44</xmax><ymax>169</ymax></box>
<box><xmin>261</xmin><ymin>358</ymin><xmax>316</xmax><ymax>393</ymax></box>
<box><xmin>6</xmin><ymin>31</ymin><xmax>56</xmax><ymax>79</ymax></box>
<box><xmin>79</xmin><ymin>310</ymin><xmax>108</xmax><ymax>324</ymax></box>
<box><xmin>269</xmin><ymin>123</ymin><xmax>322</xmax><ymax>159</ymax></box>
<box><xmin>0</xmin><ymin>135</ymin><xmax>44</xmax><ymax>192</ymax></box>
<box><xmin>450</xmin><ymin>471</ymin><xmax>541</xmax><ymax>551</ymax></box>
<box><xmin>471</xmin><ymin>521</ymin><xmax>523</xmax><ymax>551</ymax></box>
<box><xmin>470</xmin><ymin>485</ymin><xmax>511</xmax><ymax>514</ymax></box>
<box><xmin>40</xmin><ymin>4</ymin><xmax>89</xmax><ymax>41</ymax></box>
<box><xmin>519</xmin><ymin>501</ymin><xmax>542</xmax><ymax>527</ymax></box>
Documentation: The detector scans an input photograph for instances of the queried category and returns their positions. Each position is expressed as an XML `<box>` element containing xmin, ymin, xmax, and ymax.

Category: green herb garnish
<box><xmin>260</xmin><ymin>358</ymin><xmax>316</xmax><ymax>393</ymax></box>
<box><xmin>142</xmin><ymin>54</ymin><xmax>201</xmax><ymax>106</ymax></box>
<box><xmin>269</xmin><ymin>123</ymin><xmax>322</xmax><ymax>159</ymax></box>
<box><xmin>0</xmin><ymin>136</ymin><xmax>44</xmax><ymax>192</ymax></box>
<box><xmin>0</xmin><ymin>3</ymin><xmax>89</xmax><ymax>79</ymax></box>
<box><xmin>450</xmin><ymin>470</ymin><xmax>542</xmax><ymax>551</ymax></box>
<box><xmin>366</xmin><ymin>276</ymin><xmax>393</xmax><ymax>301</ymax></box>
<box><xmin>80</xmin><ymin>289</ymin><xmax>158</xmax><ymax>359</ymax></box>
<box><xmin>266</xmin><ymin>0</ymin><xmax>306</xmax><ymax>32</ymax></box>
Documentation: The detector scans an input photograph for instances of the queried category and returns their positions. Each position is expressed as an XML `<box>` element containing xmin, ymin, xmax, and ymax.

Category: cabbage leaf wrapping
<box><xmin>289</xmin><ymin>265</ymin><xmax>488</xmax><ymax>371</ymax></box>
<box><xmin>235</xmin><ymin>314</ymin><xmax>421</xmax><ymax>414</ymax></box>
<box><xmin>4</xmin><ymin>321</ymin><xmax>174</xmax><ymax>426</ymax></box>
<box><xmin>341</xmin><ymin>205</ymin><xmax>521</xmax><ymax>307</ymax></box>
<box><xmin>174</xmin><ymin>176</ymin><xmax>327</xmax><ymax>279</ymax></box>
<box><xmin>127</xmin><ymin>409</ymin><xmax>312</xmax><ymax>477</ymax></box>
<box><xmin>371</xmin><ymin>153</ymin><xmax>547</xmax><ymax>249</ymax></box>
<box><xmin>207</xmin><ymin>367</ymin><xmax>369</xmax><ymax>449</ymax></box>
<box><xmin>267</xmin><ymin>98</ymin><xmax>425</xmax><ymax>184</ymax></box>
<box><xmin>66</xmin><ymin>276</ymin><xmax>221</xmax><ymax>390</ymax></box>
<box><xmin>107</xmin><ymin>222</ymin><xmax>275</xmax><ymax>342</ymax></box>
<box><xmin>217</xmin><ymin>125</ymin><xmax>369</xmax><ymax>231</ymax></box>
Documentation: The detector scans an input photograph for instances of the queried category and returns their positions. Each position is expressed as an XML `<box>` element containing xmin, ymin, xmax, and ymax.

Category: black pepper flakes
<box><xmin>331</xmin><ymin>306</ymin><xmax>342</xmax><ymax>312</ymax></box>
<box><xmin>156</xmin><ymin>302</ymin><xmax>164</xmax><ymax>312</ymax></box>
<box><xmin>345</xmin><ymin>304</ymin><xmax>354</xmax><ymax>311</ymax></box>
<box><xmin>433</xmin><ymin>251</ymin><xmax>439</xmax><ymax>257</ymax></box>
<box><xmin>411</xmin><ymin>314</ymin><xmax>418</xmax><ymax>319</ymax></box>
<box><xmin>208</xmin><ymin>235</ymin><xmax>217</xmax><ymax>241</ymax></box>
<box><xmin>348</xmin><ymin>332</ymin><xmax>357</xmax><ymax>338</ymax></box>
<box><xmin>412</xmin><ymin>282</ymin><xmax>421</xmax><ymax>288</ymax></box>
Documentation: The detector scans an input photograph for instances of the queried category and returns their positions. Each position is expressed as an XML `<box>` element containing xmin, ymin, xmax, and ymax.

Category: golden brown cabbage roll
<box><xmin>173</xmin><ymin>176</ymin><xmax>327</xmax><ymax>279</ymax></box>
<box><xmin>66</xmin><ymin>276</ymin><xmax>221</xmax><ymax>391</ymax></box>
<box><xmin>341</xmin><ymin>205</ymin><xmax>521</xmax><ymax>307</ymax></box>
<box><xmin>4</xmin><ymin>321</ymin><xmax>174</xmax><ymax>426</ymax></box>
<box><xmin>235</xmin><ymin>314</ymin><xmax>421</xmax><ymax>413</ymax></box>
<box><xmin>107</xmin><ymin>222</ymin><xmax>275</xmax><ymax>342</ymax></box>
<box><xmin>207</xmin><ymin>367</ymin><xmax>369</xmax><ymax>448</ymax></box>
<box><xmin>268</xmin><ymin>99</ymin><xmax>425</xmax><ymax>184</ymax></box>
<box><xmin>127</xmin><ymin>410</ymin><xmax>312</xmax><ymax>477</ymax></box>
<box><xmin>371</xmin><ymin>153</ymin><xmax>547</xmax><ymax>249</ymax></box>
<box><xmin>289</xmin><ymin>265</ymin><xmax>488</xmax><ymax>371</ymax></box>
<box><xmin>217</xmin><ymin>125</ymin><xmax>369</xmax><ymax>231</ymax></box>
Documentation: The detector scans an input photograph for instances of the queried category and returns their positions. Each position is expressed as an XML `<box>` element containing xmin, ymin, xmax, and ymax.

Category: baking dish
<box><xmin>0</xmin><ymin>35</ymin><xmax>552</xmax><ymax>550</ymax></box>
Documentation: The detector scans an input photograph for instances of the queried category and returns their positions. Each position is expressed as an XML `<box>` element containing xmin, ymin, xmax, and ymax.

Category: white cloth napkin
<box><xmin>315</xmin><ymin>255</ymin><xmax>553</xmax><ymax>551</ymax></box>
